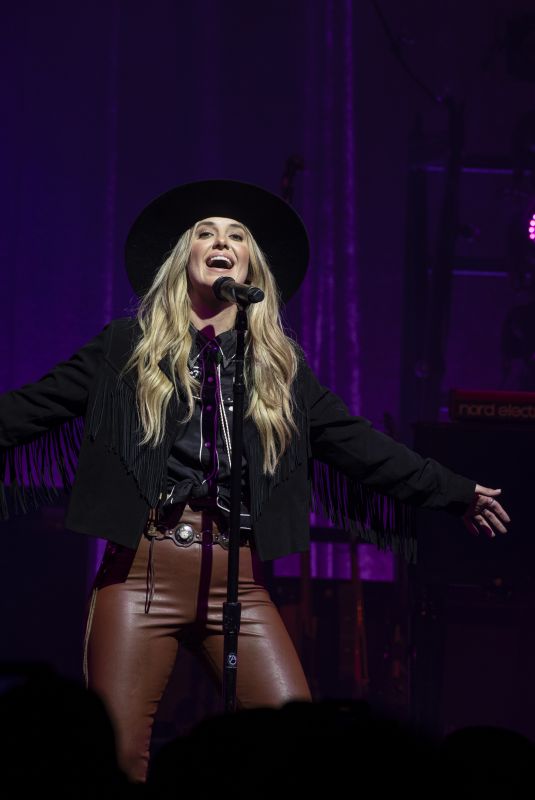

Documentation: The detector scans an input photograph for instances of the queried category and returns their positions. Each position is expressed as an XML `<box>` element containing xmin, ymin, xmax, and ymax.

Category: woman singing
<box><xmin>0</xmin><ymin>180</ymin><xmax>510</xmax><ymax>783</ymax></box>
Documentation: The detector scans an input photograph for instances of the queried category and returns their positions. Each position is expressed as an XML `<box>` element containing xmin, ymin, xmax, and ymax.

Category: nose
<box><xmin>213</xmin><ymin>232</ymin><xmax>229</xmax><ymax>249</ymax></box>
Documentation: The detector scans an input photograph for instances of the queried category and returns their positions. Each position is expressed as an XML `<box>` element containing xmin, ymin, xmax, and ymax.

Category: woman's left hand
<box><xmin>463</xmin><ymin>485</ymin><xmax>511</xmax><ymax>538</ymax></box>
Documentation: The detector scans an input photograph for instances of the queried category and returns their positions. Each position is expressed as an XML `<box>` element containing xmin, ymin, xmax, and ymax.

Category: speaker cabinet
<box><xmin>409</xmin><ymin>421</ymin><xmax>535</xmax><ymax>739</ymax></box>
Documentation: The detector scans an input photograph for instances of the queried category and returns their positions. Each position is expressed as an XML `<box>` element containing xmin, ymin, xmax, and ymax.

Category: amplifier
<box><xmin>449</xmin><ymin>388</ymin><xmax>535</xmax><ymax>423</ymax></box>
<box><xmin>409</xmin><ymin>421</ymin><xmax>535</xmax><ymax>739</ymax></box>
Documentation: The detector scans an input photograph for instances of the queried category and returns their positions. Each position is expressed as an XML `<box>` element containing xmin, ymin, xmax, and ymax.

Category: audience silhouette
<box><xmin>0</xmin><ymin>663</ymin><xmax>134</xmax><ymax>798</ymax></box>
<box><xmin>1</xmin><ymin>664</ymin><xmax>533</xmax><ymax>798</ymax></box>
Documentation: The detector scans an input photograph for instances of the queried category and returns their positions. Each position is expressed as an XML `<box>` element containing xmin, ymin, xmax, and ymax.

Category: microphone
<box><xmin>212</xmin><ymin>276</ymin><xmax>265</xmax><ymax>305</ymax></box>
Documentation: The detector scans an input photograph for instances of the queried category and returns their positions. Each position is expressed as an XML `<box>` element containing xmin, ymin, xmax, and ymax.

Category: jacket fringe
<box><xmin>311</xmin><ymin>460</ymin><xmax>417</xmax><ymax>563</ymax></box>
<box><xmin>247</xmin><ymin>405</ymin><xmax>307</xmax><ymax>524</ymax></box>
<box><xmin>86</xmin><ymin>371</ymin><xmax>167</xmax><ymax>508</ymax></box>
<box><xmin>0</xmin><ymin>417</ymin><xmax>85</xmax><ymax>519</ymax></box>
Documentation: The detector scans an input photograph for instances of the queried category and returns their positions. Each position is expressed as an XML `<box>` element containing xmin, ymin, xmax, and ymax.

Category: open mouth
<box><xmin>206</xmin><ymin>255</ymin><xmax>233</xmax><ymax>269</ymax></box>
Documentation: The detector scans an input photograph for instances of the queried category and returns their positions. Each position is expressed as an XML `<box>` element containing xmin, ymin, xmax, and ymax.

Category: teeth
<box><xmin>207</xmin><ymin>256</ymin><xmax>232</xmax><ymax>268</ymax></box>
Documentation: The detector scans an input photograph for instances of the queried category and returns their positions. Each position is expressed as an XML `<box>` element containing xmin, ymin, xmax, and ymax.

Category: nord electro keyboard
<box><xmin>449</xmin><ymin>388</ymin><xmax>535</xmax><ymax>422</ymax></box>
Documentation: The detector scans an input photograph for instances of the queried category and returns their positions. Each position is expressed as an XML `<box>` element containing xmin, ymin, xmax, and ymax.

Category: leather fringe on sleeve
<box><xmin>0</xmin><ymin>417</ymin><xmax>85</xmax><ymax>519</ymax></box>
<box><xmin>311</xmin><ymin>460</ymin><xmax>417</xmax><ymax>563</ymax></box>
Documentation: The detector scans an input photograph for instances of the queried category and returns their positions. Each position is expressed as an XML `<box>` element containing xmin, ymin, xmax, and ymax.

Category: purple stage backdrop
<box><xmin>1</xmin><ymin>0</ymin><xmax>534</xmax><ymax>707</ymax></box>
<box><xmin>1</xmin><ymin>0</ymin><xmax>373</xmax><ymax>583</ymax></box>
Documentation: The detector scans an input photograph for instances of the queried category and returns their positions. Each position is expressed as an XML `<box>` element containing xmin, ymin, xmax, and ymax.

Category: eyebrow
<box><xmin>197</xmin><ymin>219</ymin><xmax>245</xmax><ymax>231</ymax></box>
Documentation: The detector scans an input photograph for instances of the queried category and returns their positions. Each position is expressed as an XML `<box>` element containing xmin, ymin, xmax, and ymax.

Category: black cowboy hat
<box><xmin>125</xmin><ymin>179</ymin><xmax>309</xmax><ymax>302</ymax></box>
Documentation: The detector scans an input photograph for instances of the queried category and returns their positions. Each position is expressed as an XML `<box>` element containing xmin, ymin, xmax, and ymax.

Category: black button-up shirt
<box><xmin>162</xmin><ymin>323</ymin><xmax>251</xmax><ymax>529</ymax></box>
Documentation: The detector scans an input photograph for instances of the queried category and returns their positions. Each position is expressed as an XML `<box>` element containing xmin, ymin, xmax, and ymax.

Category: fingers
<box><xmin>487</xmin><ymin>499</ymin><xmax>511</xmax><ymax>525</ymax></box>
<box><xmin>464</xmin><ymin>502</ymin><xmax>510</xmax><ymax>538</ymax></box>
<box><xmin>481</xmin><ymin>508</ymin><xmax>508</xmax><ymax>535</ymax></box>
<box><xmin>471</xmin><ymin>513</ymin><xmax>497</xmax><ymax>538</ymax></box>
<box><xmin>474</xmin><ymin>484</ymin><xmax>502</xmax><ymax>497</ymax></box>
<box><xmin>464</xmin><ymin>514</ymin><xmax>494</xmax><ymax>537</ymax></box>
<box><xmin>469</xmin><ymin>509</ymin><xmax>507</xmax><ymax>538</ymax></box>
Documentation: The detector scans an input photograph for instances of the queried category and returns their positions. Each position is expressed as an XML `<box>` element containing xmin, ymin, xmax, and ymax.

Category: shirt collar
<box><xmin>188</xmin><ymin>322</ymin><xmax>236</xmax><ymax>369</ymax></box>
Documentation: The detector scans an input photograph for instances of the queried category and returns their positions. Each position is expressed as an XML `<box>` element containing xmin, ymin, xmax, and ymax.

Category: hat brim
<box><xmin>125</xmin><ymin>179</ymin><xmax>309</xmax><ymax>302</ymax></box>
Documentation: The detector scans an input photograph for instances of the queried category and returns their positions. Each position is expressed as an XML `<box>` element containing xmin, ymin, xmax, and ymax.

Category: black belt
<box><xmin>144</xmin><ymin>521</ymin><xmax>250</xmax><ymax>550</ymax></box>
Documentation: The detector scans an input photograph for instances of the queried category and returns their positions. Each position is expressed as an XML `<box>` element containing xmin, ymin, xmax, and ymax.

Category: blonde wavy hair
<box><xmin>122</xmin><ymin>221</ymin><xmax>300</xmax><ymax>475</ymax></box>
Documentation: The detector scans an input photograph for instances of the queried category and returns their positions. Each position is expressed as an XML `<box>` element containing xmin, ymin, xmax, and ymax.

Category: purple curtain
<box><xmin>297</xmin><ymin>0</ymin><xmax>360</xmax><ymax>412</ymax></box>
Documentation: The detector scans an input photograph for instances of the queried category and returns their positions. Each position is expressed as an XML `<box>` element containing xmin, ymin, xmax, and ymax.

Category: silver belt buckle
<box><xmin>172</xmin><ymin>523</ymin><xmax>196</xmax><ymax>547</ymax></box>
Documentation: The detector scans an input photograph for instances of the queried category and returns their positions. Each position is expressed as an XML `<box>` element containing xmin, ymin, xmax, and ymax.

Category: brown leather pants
<box><xmin>83</xmin><ymin>505</ymin><xmax>311</xmax><ymax>783</ymax></box>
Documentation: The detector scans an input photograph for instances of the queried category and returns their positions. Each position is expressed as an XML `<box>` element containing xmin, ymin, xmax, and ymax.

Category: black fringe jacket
<box><xmin>0</xmin><ymin>317</ymin><xmax>476</xmax><ymax>562</ymax></box>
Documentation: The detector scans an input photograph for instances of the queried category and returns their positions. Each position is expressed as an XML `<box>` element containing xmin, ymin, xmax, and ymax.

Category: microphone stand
<box><xmin>222</xmin><ymin>299</ymin><xmax>249</xmax><ymax>712</ymax></box>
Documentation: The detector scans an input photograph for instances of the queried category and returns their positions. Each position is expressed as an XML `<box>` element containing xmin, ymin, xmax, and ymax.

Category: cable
<box><xmin>369</xmin><ymin>0</ymin><xmax>445</xmax><ymax>105</ymax></box>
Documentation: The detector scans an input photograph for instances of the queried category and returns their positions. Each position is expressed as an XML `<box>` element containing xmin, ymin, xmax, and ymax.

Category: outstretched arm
<box><xmin>304</xmin><ymin>364</ymin><xmax>473</xmax><ymax>511</ymax></box>
<box><xmin>0</xmin><ymin>323</ymin><xmax>110</xmax><ymax>447</ymax></box>
<box><xmin>0</xmin><ymin>322</ymin><xmax>112</xmax><ymax>518</ymax></box>
<box><xmin>301</xmin><ymin>359</ymin><xmax>511</xmax><ymax>536</ymax></box>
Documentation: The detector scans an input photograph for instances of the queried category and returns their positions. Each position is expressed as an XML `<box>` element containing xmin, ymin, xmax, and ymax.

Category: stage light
<box><xmin>519</xmin><ymin>200</ymin><xmax>535</xmax><ymax>252</ymax></box>
<box><xmin>502</xmin><ymin>194</ymin><xmax>535</xmax><ymax>389</ymax></box>
<box><xmin>508</xmin><ymin>108</ymin><xmax>535</xmax><ymax>289</ymax></box>
<box><xmin>506</xmin><ymin>195</ymin><xmax>535</xmax><ymax>292</ymax></box>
